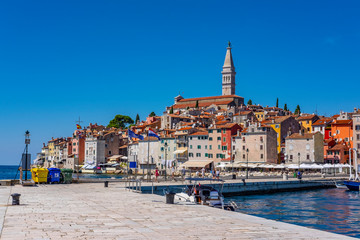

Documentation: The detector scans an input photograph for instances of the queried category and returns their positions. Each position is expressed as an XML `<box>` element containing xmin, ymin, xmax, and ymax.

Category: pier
<box><xmin>0</xmin><ymin>180</ymin><xmax>354</xmax><ymax>239</ymax></box>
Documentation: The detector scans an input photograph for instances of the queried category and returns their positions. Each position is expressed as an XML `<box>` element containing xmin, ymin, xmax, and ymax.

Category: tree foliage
<box><xmin>195</xmin><ymin>100</ymin><xmax>199</xmax><ymax>108</ymax></box>
<box><xmin>107</xmin><ymin>115</ymin><xmax>134</xmax><ymax>129</ymax></box>
<box><xmin>294</xmin><ymin>105</ymin><xmax>301</xmax><ymax>115</ymax></box>
<box><xmin>284</xmin><ymin>103</ymin><xmax>288</xmax><ymax>111</ymax></box>
<box><xmin>135</xmin><ymin>114</ymin><xmax>140</xmax><ymax>123</ymax></box>
<box><xmin>149</xmin><ymin>112</ymin><xmax>156</xmax><ymax>117</ymax></box>
<box><xmin>276</xmin><ymin>98</ymin><xmax>279</xmax><ymax>108</ymax></box>
<box><xmin>247</xmin><ymin>99</ymin><xmax>253</xmax><ymax>105</ymax></box>
<box><xmin>169</xmin><ymin>106</ymin><xmax>174</xmax><ymax>114</ymax></box>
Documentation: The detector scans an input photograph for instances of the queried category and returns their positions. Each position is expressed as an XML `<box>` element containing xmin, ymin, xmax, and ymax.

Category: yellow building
<box><xmin>254</xmin><ymin>111</ymin><xmax>265</xmax><ymax>122</ymax></box>
<box><xmin>297</xmin><ymin>114</ymin><xmax>319</xmax><ymax>133</ymax></box>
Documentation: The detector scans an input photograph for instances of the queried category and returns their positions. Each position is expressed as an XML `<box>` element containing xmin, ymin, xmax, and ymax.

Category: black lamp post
<box><xmin>298</xmin><ymin>152</ymin><xmax>300</xmax><ymax>171</ymax></box>
<box><xmin>25</xmin><ymin>130</ymin><xmax>30</xmax><ymax>181</ymax></box>
<box><xmin>246</xmin><ymin>148</ymin><xmax>249</xmax><ymax>179</ymax></box>
<box><xmin>164</xmin><ymin>141</ymin><xmax>168</xmax><ymax>181</ymax></box>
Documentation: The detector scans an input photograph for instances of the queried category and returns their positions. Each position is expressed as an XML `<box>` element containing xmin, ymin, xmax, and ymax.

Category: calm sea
<box><xmin>226</xmin><ymin>188</ymin><xmax>360</xmax><ymax>238</ymax></box>
<box><xmin>0</xmin><ymin>165</ymin><xmax>24</xmax><ymax>180</ymax></box>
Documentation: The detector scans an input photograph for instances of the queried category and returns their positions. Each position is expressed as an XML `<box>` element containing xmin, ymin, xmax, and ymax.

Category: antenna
<box><xmin>75</xmin><ymin>116</ymin><xmax>83</xmax><ymax>126</ymax></box>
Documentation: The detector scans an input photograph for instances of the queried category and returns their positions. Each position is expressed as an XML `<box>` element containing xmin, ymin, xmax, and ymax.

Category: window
<box><xmin>358</xmin><ymin>144</ymin><xmax>360</xmax><ymax>149</ymax></box>
<box><xmin>217</xmin><ymin>137</ymin><xmax>221</xmax><ymax>141</ymax></box>
<box><xmin>197</xmin><ymin>145</ymin><xmax>201</xmax><ymax>149</ymax></box>
<box><xmin>243</xmin><ymin>154</ymin><xmax>245</xmax><ymax>159</ymax></box>
<box><xmin>275</xmin><ymin>125</ymin><xmax>279</xmax><ymax>128</ymax></box>
<box><xmin>208</xmin><ymin>154</ymin><xmax>213</xmax><ymax>158</ymax></box>
<box><xmin>73</xmin><ymin>143</ymin><xmax>76</xmax><ymax>146</ymax></box>
<box><xmin>222</xmin><ymin>146</ymin><xmax>227</xmax><ymax>150</ymax></box>
<box><xmin>242</xmin><ymin>137</ymin><xmax>245</xmax><ymax>142</ymax></box>
<box><xmin>209</xmin><ymin>130</ymin><xmax>213</xmax><ymax>133</ymax></box>
<box><xmin>205</xmin><ymin>145</ymin><xmax>207</xmax><ymax>149</ymax></box>
<box><xmin>243</xmin><ymin>146</ymin><xmax>245</xmax><ymax>150</ymax></box>
<box><xmin>329</xmin><ymin>131</ymin><xmax>332</xmax><ymax>137</ymax></box>
<box><xmin>290</xmin><ymin>155</ymin><xmax>293</xmax><ymax>160</ymax></box>
<box><xmin>356</xmin><ymin>125</ymin><xmax>360</xmax><ymax>131</ymax></box>
<box><xmin>306</xmin><ymin>120</ymin><xmax>309</xmax><ymax>124</ymax></box>
<box><xmin>190</xmin><ymin>145</ymin><xmax>192</xmax><ymax>149</ymax></box>
<box><xmin>196</xmin><ymin>153</ymin><xmax>201</xmax><ymax>157</ymax></box>
<box><xmin>109</xmin><ymin>151</ymin><xmax>112</xmax><ymax>155</ymax></box>
<box><xmin>209</xmin><ymin>145</ymin><xmax>212</xmax><ymax>150</ymax></box>
<box><xmin>357</xmin><ymin>134</ymin><xmax>360</xmax><ymax>140</ymax></box>
<box><xmin>189</xmin><ymin>137</ymin><xmax>192</xmax><ymax>140</ymax></box>
<box><xmin>161</xmin><ymin>147</ymin><xmax>164</xmax><ymax>151</ymax></box>
<box><xmin>217</xmin><ymin>130</ymin><xmax>221</xmax><ymax>133</ymax></box>
<box><xmin>260</xmin><ymin>145</ymin><xmax>263</xmax><ymax>150</ymax></box>
<box><xmin>307</xmin><ymin>128</ymin><xmax>310</xmax><ymax>132</ymax></box>
<box><xmin>306</xmin><ymin>144</ymin><xmax>310</xmax><ymax>150</ymax></box>
<box><xmin>161</xmin><ymin>139</ymin><xmax>164</xmax><ymax>143</ymax></box>
<box><xmin>233</xmin><ymin>146</ymin><xmax>235</xmax><ymax>150</ymax></box>
<box><xmin>223</xmin><ymin>137</ymin><xmax>226</xmax><ymax>142</ymax></box>
<box><xmin>209</xmin><ymin>137</ymin><xmax>213</xmax><ymax>141</ymax></box>
<box><xmin>307</xmin><ymin>154</ymin><xmax>310</xmax><ymax>160</ymax></box>
<box><xmin>189</xmin><ymin>153</ymin><xmax>193</xmax><ymax>157</ymax></box>
<box><xmin>223</xmin><ymin>129</ymin><xmax>226</xmax><ymax>133</ymax></box>
<box><xmin>260</xmin><ymin>154</ymin><xmax>263</xmax><ymax>159</ymax></box>
<box><xmin>260</xmin><ymin>137</ymin><xmax>263</xmax><ymax>142</ymax></box>
<box><xmin>218</xmin><ymin>145</ymin><xmax>221</xmax><ymax>150</ymax></box>
<box><xmin>345</xmin><ymin>138</ymin><xmax>349</xmax><ymax>142</ymax></box>
<box><xmin>336</xmin><ymin>130</ymin><xmax>340</xmax><ymax>134</ymax></box>
<box><xmin>205</xmin><ymin>153</ymin><xmax>208</xmax><ymax>157</ymax></box>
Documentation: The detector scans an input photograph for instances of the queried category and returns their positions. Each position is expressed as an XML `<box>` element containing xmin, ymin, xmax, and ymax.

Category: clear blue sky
<box><xmin>1</xmin><ymin>0</ymin><xmax>359</xmax><ymax>165</ymax></box>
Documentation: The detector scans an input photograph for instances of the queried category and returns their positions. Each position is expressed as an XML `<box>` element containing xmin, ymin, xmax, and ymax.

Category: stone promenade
<box><xmin>0</xmin><ymin>182</ymin><xmax>355</xmax><ymax>240</ymax></box>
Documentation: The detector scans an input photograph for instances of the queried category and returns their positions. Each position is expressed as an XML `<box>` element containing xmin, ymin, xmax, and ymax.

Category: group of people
<box><xmin>195</xmin><ymin>168</ymin><xmax>221</xmax><ymax>179</ymax></box>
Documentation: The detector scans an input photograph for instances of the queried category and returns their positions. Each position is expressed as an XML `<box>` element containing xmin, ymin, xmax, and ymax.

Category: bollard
<box><xmin>104</xmin><ymin>181</ymin><xmax>109</xmax><ymax>188</ymax></box>
<box><xmin>11</xmin><ymin>193</ymin><xmax>21</xmax><ymax>205</ymax></box>
<box><xmin>242</xmin><ymin>178</ymin><xmax>246</xmax><ymax>186</ymax></box>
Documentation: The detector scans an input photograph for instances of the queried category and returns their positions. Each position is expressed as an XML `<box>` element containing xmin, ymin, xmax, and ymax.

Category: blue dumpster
<box><xmin>47</xmin><ymin>168</ymin><xmax>61</xmax><ymax>184</ymax></box>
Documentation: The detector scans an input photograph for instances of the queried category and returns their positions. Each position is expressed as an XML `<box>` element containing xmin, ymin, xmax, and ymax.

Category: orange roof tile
<box><xmin>177</xmin><ymin>95</ymin><xmax>243</xmax><ymax>102</ymax></box>
<box><xmin>189</xmin><ymin>131</ymin><xmax>208</xmax><ymax>136</ymax></box>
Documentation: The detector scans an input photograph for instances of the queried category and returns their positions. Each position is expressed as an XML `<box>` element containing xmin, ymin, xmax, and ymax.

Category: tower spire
<box><xmin>222</xmin><ymin>42</ymin><xmax>236</xmax><ymax>95</ymax></box>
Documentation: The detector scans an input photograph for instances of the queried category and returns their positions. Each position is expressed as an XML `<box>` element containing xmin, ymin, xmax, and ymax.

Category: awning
<box><xmin>182</xmin><ymin>160</ymin><xmax>213</xmax><ymax>168</ymax></box>
<box><xmin>108</xmin><ymin>155</ymin><xmax>123</xmax><ymax>160</ymax></box>
<box><xmin>173</xmin><ymin>149</ymin><xmax>187</xmax><ymax>154</ymax></box>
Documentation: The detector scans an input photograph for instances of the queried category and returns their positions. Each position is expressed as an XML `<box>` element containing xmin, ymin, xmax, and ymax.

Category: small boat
<box><xmin>334</xmin><ymin>181</ymin><xmax>348</xmax><ymax>189</ymax></box>
<box><xmin>343</xmin><ymin>180</ymin><xmax>360</xmax><ymax>191</ymax></box>
<box><xmin>174</xmin><ymin>178</ymin><xmax>237</xmax><ymax>211</ymax></box>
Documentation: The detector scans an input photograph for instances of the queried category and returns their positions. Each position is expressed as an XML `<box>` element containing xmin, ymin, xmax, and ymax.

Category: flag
<box><xmin>148</xmin><ymin>128</ymin><xmax>160</xmax><ymax>140</ymax></box>
<box><xmin>128</xmin><ymin>129</ymin><xmax>144</xmax><ymax>140</ymax></box>
<box><xmin>76</xmin><ymin>124</ymin><xmax>81</xmax><ymax>129</ymax></box>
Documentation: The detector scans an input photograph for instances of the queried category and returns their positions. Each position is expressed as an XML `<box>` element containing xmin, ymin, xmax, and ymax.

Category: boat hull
<box><xmin>344</xmin><ymin>181</ymin><xmax>360</xmax><ymax>191</ymax></box>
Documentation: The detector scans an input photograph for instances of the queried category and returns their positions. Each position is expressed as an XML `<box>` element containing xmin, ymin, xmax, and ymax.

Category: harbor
<box><xmin>0</xmin><ymin>181</ymin><xmax>356</xmax><ymax>240</ymax></box>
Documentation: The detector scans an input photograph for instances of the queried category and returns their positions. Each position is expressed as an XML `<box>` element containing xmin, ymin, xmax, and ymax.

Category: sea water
<box><xmin>226</xmin><ymin>188</ymin><xmax>360</xmax><ymax>238</ymax></box>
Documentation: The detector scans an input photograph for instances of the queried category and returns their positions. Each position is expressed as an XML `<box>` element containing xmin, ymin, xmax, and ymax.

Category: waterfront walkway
<box><xmin>0</xmin><ymin>182</ymin><xmax>355</xmax><ymax>240</ymax></box>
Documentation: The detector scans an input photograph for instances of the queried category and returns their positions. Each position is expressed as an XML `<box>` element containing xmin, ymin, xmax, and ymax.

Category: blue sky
<box><xmin>0</xmin><ymin>0</ymin><xmax>359</xmax><ymax>165</ymax></box>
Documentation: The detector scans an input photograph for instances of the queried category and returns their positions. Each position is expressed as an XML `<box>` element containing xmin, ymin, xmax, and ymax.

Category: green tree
<box><xmin>284</xmin><ymin>103</ymin><xmax>288</xmax><ymax>111</ymax></box>
<box><xmin>135</xmin><ymin>114</ymin><xmax>140</xmax><ymax>123</ymax></box>
<box><xmin>247</xmin><ymin>99</ymin><xmax>253</xmax><ymax>105</ymax></box>
<box><xmin>294</xmin><ymin>105</ymin><xmax>301</xmax><ymax>115</ymax></box>
<box><xmin>195</xmin><ymin>100</ymin><xmax>199</xmax><ymax>108</ymax></box>
<box><xmin>107</xmin><ymin>115</ymin><xmax>134</xmax><ymax>129</ymax></box>
<box><xmin>169</xmin><ymin>106</ymin><xmax>174</xmax><ymax>114</ymax></box>
<box><xmin>276</xmin><ymin>98</ymin><xmax>279</xmax><ymax>108</ymax></box>
<box><xmin>149</xmin><ymin>112</ymin><xmax>156</xmax><ymax>117</ymax></box>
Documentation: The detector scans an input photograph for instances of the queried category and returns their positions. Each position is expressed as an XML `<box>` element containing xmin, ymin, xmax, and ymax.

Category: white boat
<box><xmin>174</xmin><ymin>178</ymin><xmax>236</xmax><ymax>211</ymax></box>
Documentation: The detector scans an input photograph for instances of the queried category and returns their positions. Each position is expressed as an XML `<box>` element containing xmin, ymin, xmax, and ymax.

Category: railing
<box><xmin>124</xmin><ymin>179</ymin><xmax>142</xmax><ymax>193</ymax></box>
<box><xmin>175</xmin><ymin>156</ymin><xmax>187</xmax><ymax>161</ymax></box>
<box><xmin>176</xmin><ymin>139</ymin><xmax>187</xmax><ymax>144</ymax></box>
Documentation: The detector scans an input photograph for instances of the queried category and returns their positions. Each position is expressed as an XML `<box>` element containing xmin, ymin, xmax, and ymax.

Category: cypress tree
<box><xmin>247</xmin><ymin>99</ymin><xmax>253</xmax><ymax>105</ymax></box>
<box><xmin>135</xmin><ymin>114</ymin><xmax>140</xmax><ymax>123</ymax></box>
<box><xmin>284</xmin><ymin>104</ymin><xmax>288</xmax><ymax>111</ymax></box>
<box><xmin>276</xmin><ymin>98</ymin><xmax>279</xmax><ymax>108</ymax></box>
<box><xmin>169</xmin><ymin>106</ymin><xmax>174</xmax><ymax>114</ymax></box>
<box><xmin>195</xmin><ymin>100</ymin><xmax>199</xmax><ymax>108</ymax></box>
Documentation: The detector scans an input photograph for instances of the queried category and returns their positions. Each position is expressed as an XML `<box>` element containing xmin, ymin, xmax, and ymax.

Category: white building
<box><xmin>85</xmin><ymin>137</ymin><xmax>105</xmax><ymax>165</ymax></box>
<box><xmin>138</xmin><ymin>137</ymin><xmax>160</xmax><ymax>173</ymax></box>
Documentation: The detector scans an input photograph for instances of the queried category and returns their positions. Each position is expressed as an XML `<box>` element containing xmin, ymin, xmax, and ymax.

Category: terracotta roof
<box><xmin>167</xmin><ymin>114</ymin><xmax>191</xmax><ymax>119</ymax></box>
<box><xmin>173</xmin><ymin>100</ymin><xmax>234</xmax><ymax>109</ymax></box>
<box><xmin>234</xmin><ymin>111</ymin><xmax>252</xmax><ymax>116</ymax></box>
<box><xmin>177</xmin><ymin>95</ymin><xmax>243</xmax><ymax>102</ymax></box>
<box><xmin>331</xmin><ymin>120</ymin><xmax>352</xmax><ymax>125</ymax></box>
<box><xmin>286</xmin><ymin>133</ymin><xmax>315</xmax><ymax>139</ymax></box>
<box><xmin>328</xmin><ymin>143</ymin><xmax>349</xmax><ymax>151</ymax></box>
<box><xmin>312</xmin><ymin>118</ymin><xmax>332</xmax><ymax>126</ymax></box>
<box><xmin>178</xmin><ymin>127</ymin><xmax>192</xmax><ymax>131</ymax></box>
<box><xmin>139</xmin><ymin>137</ymin><xmax>159</xmax><ymax>141</ymax></box>
<box><xmin>189</xmin><ymin>131</ymin><xmax>208</xmax><ymax>136</ymax></box>
<box><xmin>297</xmin><ymin>114</ymin><xmax>317</xmax><ymax>121</ymax></box>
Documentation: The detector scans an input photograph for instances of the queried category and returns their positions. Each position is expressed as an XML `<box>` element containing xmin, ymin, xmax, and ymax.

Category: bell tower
<box><xmin>222</xmin><ymin>41</ymin><xmax>236</xmax><ymax>95</ymax></box>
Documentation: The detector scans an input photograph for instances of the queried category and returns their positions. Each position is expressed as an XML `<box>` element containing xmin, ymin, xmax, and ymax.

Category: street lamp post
<box><xmin>246</xmin><ymin>148</ymin><xmax>249</xmax><ymax>179</ymax></box>
<box><xmin>164</xmin><ymin>141</ymin><xmax>168</xmax><ymax>181</ymax></box>
<box><xmin>298</xmin><ymin>152</ymin><xmax>300</xmax><ymax>175</ymax></box>
<box><xmin>24</xmin><ymin>130</ymin><xmax>30</xmax><ymax>181</ymax></box>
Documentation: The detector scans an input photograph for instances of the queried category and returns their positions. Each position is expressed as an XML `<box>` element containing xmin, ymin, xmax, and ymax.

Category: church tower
<box><xmin>222</xmin><ymin>41</ymin><xmax>236</xmax><ymax>95</ymax></box>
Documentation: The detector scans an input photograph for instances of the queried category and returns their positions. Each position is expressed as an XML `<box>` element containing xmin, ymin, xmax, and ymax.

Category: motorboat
<box><xmin>344</xmin><ymin>180</ymin><xmax>360</xmax><ymax>191</ymax></box>
<box><xmin>174</xmin><ymin>178</ymin><xmax>237</xmax><ymax>211</ymax></box>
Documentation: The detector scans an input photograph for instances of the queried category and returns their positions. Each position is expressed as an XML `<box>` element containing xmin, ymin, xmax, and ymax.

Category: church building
<box><xmin>171</xmin><ymin>42</ymin><xmax>244</xmax><ymax>111</ymax></box>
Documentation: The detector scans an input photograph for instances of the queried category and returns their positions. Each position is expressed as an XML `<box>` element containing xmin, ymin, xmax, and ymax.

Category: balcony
<box><xmin>176</xmin><ymin>139</ymin><xmax>187</xmax><ymax>144</ymax></box>
<box><xmin>175</xmin><ymin>156</ymin><xmax>187</xmax><ymax>161</ymax></box>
